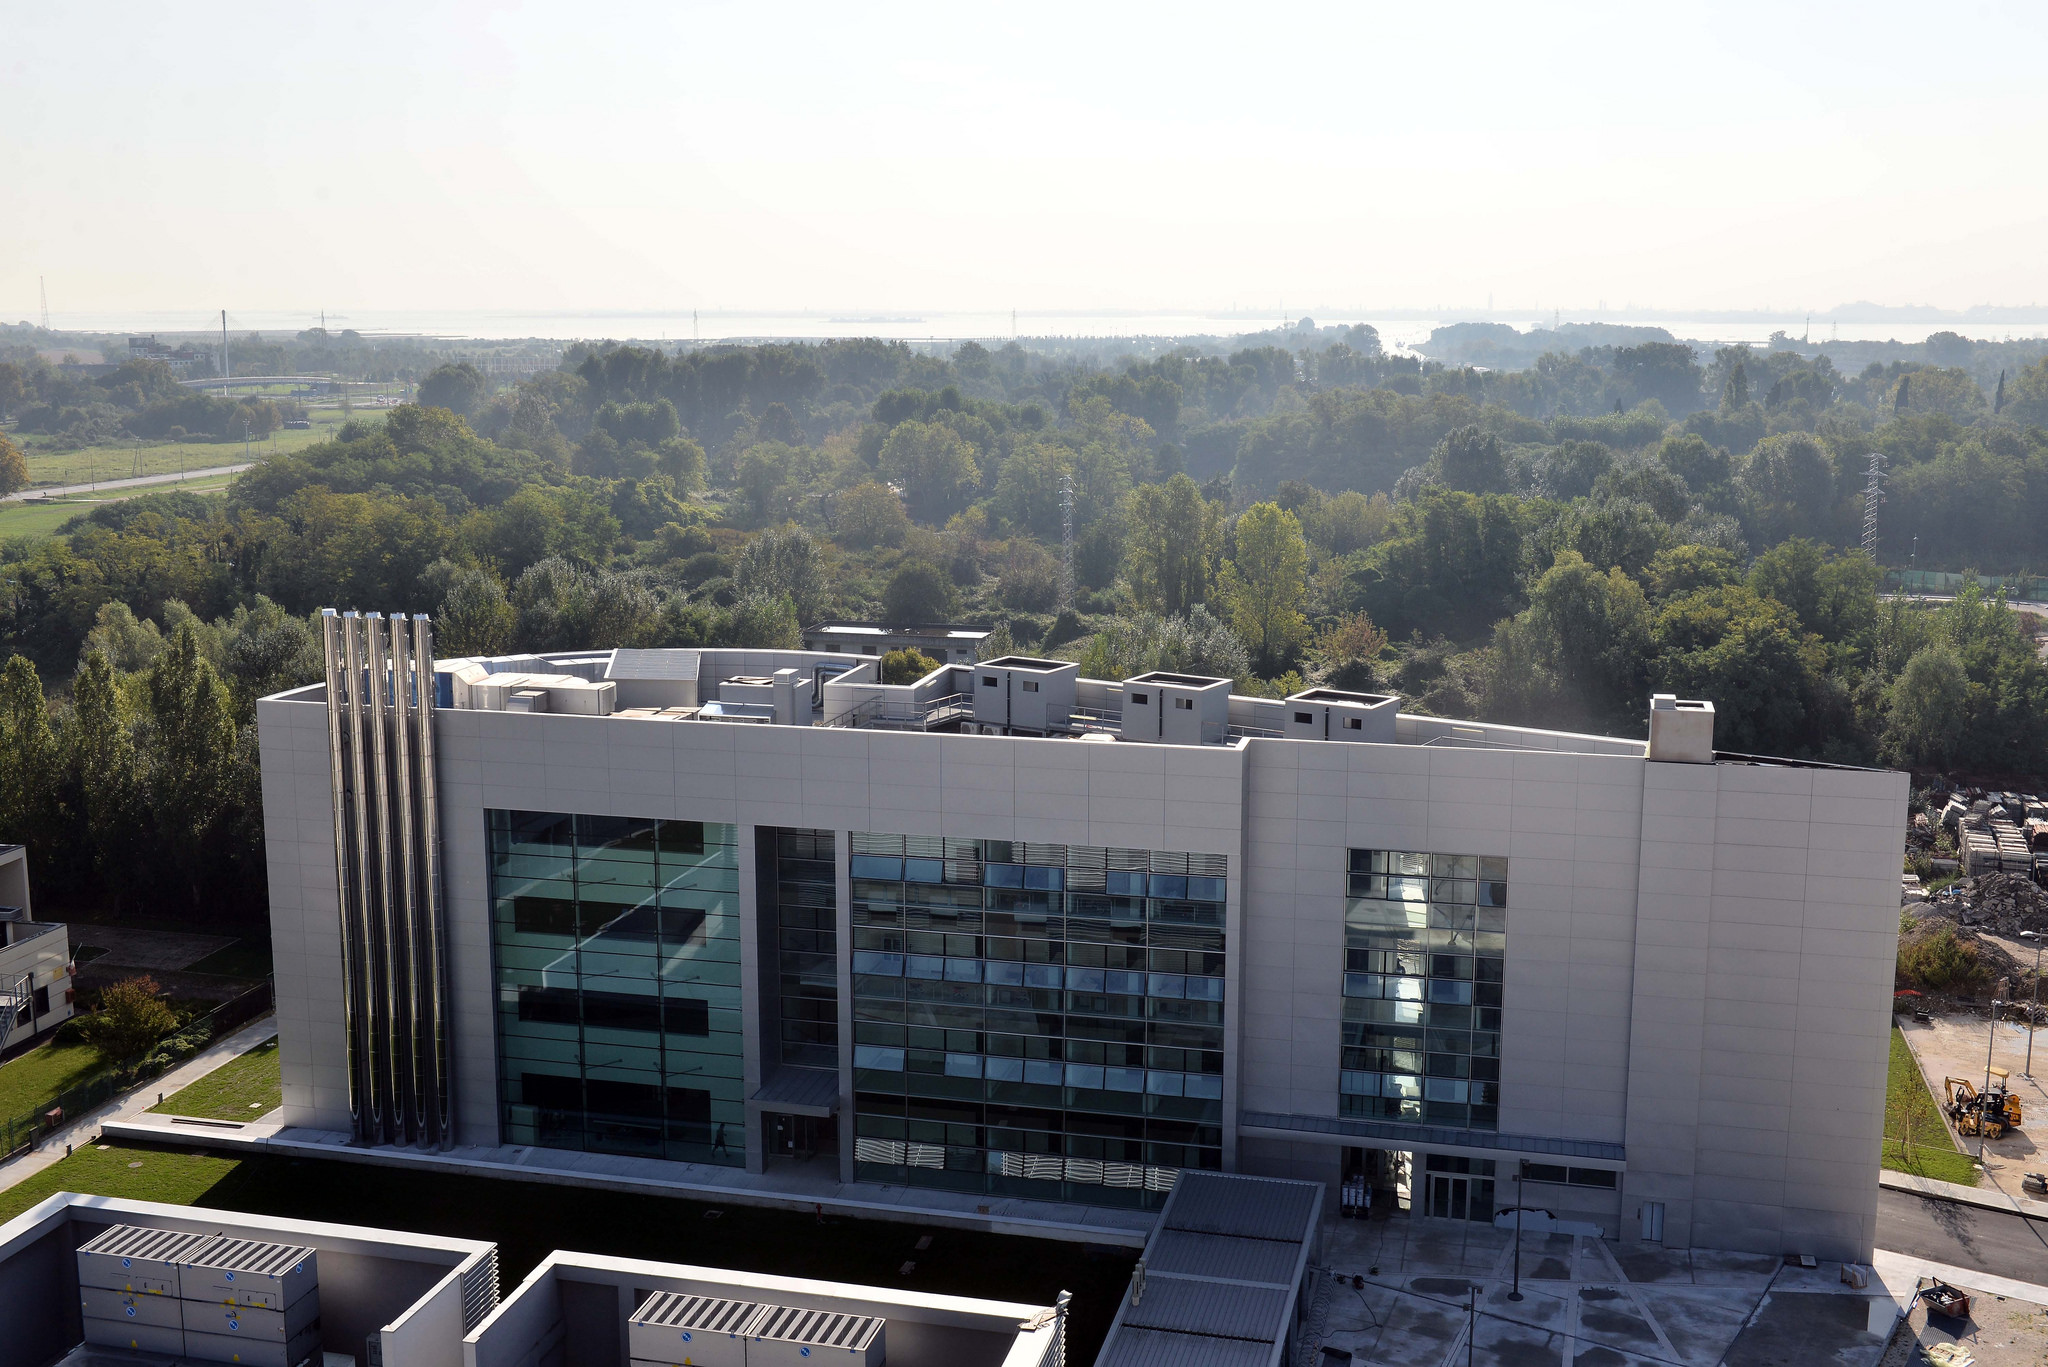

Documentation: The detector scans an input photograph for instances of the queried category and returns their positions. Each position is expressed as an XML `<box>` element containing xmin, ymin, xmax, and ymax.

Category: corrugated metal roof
<box><xmin>1095</xmin><ymin>1327</ymin><xmax>1275</xmax><ymax>1367</ymax></box>
<box><xmin>605</xmin><ymin>648</ymin><xmax>701</xmax><ymax>681</ymax></box>
<box><xmin>1164</xmin><ymin>1170</ymin><xmax>1319</xmax><ymax>1243</ymax></box>
<box><xmin>1120</xmin><ymin>1280</ymin><xmax>1289</xmax><ymax>1342</ymax></box>
<box><xmin>1147</xmin><ymin>1229</ymin><xmax>1302</xmax><ymax>1287</ymax></box>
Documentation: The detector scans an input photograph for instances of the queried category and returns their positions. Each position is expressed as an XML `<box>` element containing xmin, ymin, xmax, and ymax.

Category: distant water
<box><xmin>33</xmin><ymin>308</ymin><xmax>2048</xmax><ymax>351</ymax></box>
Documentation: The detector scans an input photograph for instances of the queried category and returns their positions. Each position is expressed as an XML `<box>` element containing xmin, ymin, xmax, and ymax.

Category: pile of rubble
<box><xmin>1937</xmin><ymin>872</ymin><xmax>2048</xmax><ymax>936</ymax></box>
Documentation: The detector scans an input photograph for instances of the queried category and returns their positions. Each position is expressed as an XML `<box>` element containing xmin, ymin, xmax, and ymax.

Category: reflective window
<box><xmin>1341</xmin><ymin>848</ymin><xmax>1505</xmax><ymax>1131</ymax></box>
<box><xmin>490</xmin><ymin>810</ymin><xmax>743</xmax><ymax>1166</ymax></box>
<box><xmin>849</xmin><ymin>832</ymin><xmax>1227</xmax><ymax>1210</ymax></box>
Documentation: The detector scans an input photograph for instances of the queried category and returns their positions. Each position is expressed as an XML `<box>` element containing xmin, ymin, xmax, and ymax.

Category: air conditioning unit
<box><xmin>629</xmin><ymin>1292</ymin><xmax>763</xmax><ymax>1367</ymax></box>
<box><xmin>749</xmin><ymin>1306</ymin><xmax>886</xmax><ymax>1367</ymax></box>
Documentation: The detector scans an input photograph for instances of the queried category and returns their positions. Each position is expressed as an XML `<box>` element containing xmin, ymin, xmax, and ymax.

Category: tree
<box><xmin>1886</xmin><ymin>644</ymin><xmax>1968</xmax><ymax>769</ymax></box>
<box><xmin>417</xmin><ymin>362</ymin><xmax>488</xmax><ymax>417</ymax></box>
<box><xmin>1721</xmin><ymin>361</ymin><xmax>1749</xmax><ymax>411</ymax></box>
<box><xmin>997</xmin><ymin>540</ymin><xmax>1062</xmax><ymax>612</ymax></box>
<box><xmin>1316</xmin><ymin>612</ymin><xmax>1389</xmax><ymax>691</ymax></box>
<box><xmin>734</xmin><ymin>525</ymin><xmax>828</xmax><ymax>625</ymax></box>
<box><xmin>1534</xmin><ymin>440</ymin><xmax>1614</xmax><ymax>502</ymax></box>
<box><xmin>1122</xmin><ymin>474</ymin><xmax>1223</xmax><ymax>616</ymax></box>
<box><xmin>69</xmin><ymin>651</ymin><xmax>140</xmax><ymax>896</ymax></box>
<box><xmin>878</xmin><ymin>420</ymin><xmax>980</xmax><ymax>523</ymax></box>
<box><xmin>1488</xmin><ymin>551</ymin><xmax>1650</xmax><ymax>733</ymax></box>
<box><xmin>1437</xmin><ymin>425</ymin><xmax>1508</xmax><ymax>493</ymax></box>
<box><xmin>146</xmin><ymin>626</ymin><xmax>241</xmax><ymax>908</ymax></box>
<box><xmin>83</xmin><ymin>975</ymin><xmax>179</xmax><ymax>1060</ymax></box>
<box><xmin>0</xmin><ymin>430</ymin><xmax>27</xmax><ymax>496</ymax></box>
<box><xmin>835</xmin><ymin>482</ymin><xmax>910</xmax><ymax>548</ymax></box>
<box><xmin>1077</xmin><ymin>607</ymin><xmax>1249</xmax><ymax>682</ymax></box>
<box><xmin>218</xmin><ymin>597</ymin><xmax>322</xmax><ymax>714</ymax></box>
<box><xmin>1350</xmin><ymin>488</ymin><xmax>1533</xmax><ymax>641</ymax></box>
<box><xmin>1650</xmin><ymin>586</ymin><xmax>1815</xmax><ymax>756</ymax></box>
<box><xmin>1611</xmin><ymin>342</ymin><xmax>1704</xmax><ymax>414</ymax></box>
<box><xmin>0</xmin><ymin>655</ymin><xmax>61</xmax><ymax>853</ymax></box>
<box><xmin>722</xmin><ymin>593</ymin><xmax>801</xmax><ymax>649</ymax></box>
<box><xmin>1740</xmin><ymin>433</ymin><xmax>1841</xmax><ymax>545</ymax></box>
<box><xmin>1219</xmin><ymin>502</ymin><xmax>1310</xmax><ymax>671</ymax></box>
<box><xmin>882</xmin><ymin>562</ymin><xmax>956</xmax><ymax>623</ymax></box>
<box><xmin>439</xmin><ymin>569</ymin><xmax>518</xmax><ymax>656</ymax></box>
<box><xmin>880</xmin><ymin>648</ymin><xmax>941</xmax><ymax>684</ymax></box>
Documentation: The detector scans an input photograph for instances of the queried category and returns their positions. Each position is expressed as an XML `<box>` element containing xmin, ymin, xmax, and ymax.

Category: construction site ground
<box><xmin>1877</xmin><ymin>1287</ymin><xmax>2048</xmax><ymax>1367</ymax></box>
<box><xmin>1896</xmin><ymin>1014</ymin><xmax>2045</xmax><ymax>1190</ymax></box>
<box><xmin>1305</xmin><ymin>1209</ymin><xmax>2048</xmax><ymax>1367</ymax></box>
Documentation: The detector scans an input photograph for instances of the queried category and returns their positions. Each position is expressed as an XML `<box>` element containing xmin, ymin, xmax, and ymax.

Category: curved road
<box><xmin>1</xmin><ymin>462</ymin><xmax>252</xmax><ymax>503</ymax></box>
<box><xmin>1877</xmin><ymin>1187</ymin><xmax>2048</xmax><ymax>1283</ymax></box>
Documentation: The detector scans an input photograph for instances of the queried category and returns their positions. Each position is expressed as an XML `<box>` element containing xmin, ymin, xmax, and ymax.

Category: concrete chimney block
<box><xmin>1647</xmin><ymin>693</ymin><xmax>1714</xmax><ymax>763</ymax></box>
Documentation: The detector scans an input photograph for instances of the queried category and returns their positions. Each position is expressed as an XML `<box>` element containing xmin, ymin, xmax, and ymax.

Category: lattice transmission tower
<box><xmin>1059</xmin><ymin>472</ymin><xmax>1076</xmax><ymax>611</ymax></box>
<box><xmin>1861</xmin><ymin>451</ymin><xmax>1887</xmax><ymax>558</ymax></box>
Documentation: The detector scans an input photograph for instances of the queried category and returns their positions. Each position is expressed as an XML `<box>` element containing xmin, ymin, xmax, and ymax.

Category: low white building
<box><xmin>256</xmin><ymin>612</ymin><xmax>1909</xmax><ymax>1263</ymax></box>
<box><xmin>0</xmin><ymin>846</ymin><xmax>73</xmax><ymax>1053</ymax></box>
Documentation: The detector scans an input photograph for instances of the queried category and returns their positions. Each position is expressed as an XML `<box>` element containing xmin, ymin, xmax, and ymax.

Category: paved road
<box><xmin>1877</xmin><ymin>1187</ymin><xmax>2048</xmax><ymax>1283</ymax></box>
<box><xmin>1</xmin><ymin>462</ymin><xmax>252</xmax><ymax>503</ymax></box>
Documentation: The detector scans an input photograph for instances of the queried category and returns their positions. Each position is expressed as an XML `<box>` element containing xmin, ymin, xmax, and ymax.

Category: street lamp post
<box><xmin>2021</xmin><ymin>932</ymin><xmax>2043</xmax><ymax>1080</ymax></box>
<box><xmin>1981</xmin><ymin>999</ymin><xmax>2008</xmax><ymax>1159</ymax></box>
<box><xmin>1508</xmin><ymin>1165</ymin><xmax>1524</xmax><ymax>1302</ymax></box>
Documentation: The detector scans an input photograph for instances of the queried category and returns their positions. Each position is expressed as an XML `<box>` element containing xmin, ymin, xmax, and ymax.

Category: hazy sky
<box><xmin>8</xmin><ymin>1</ymin><xmax>2048</xmax><ymax>323</ymax></box>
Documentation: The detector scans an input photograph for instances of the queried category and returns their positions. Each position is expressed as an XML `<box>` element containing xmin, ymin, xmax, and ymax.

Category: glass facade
<box><xmin>1339</xmin><ymin>850</ymin><xmax>1506</xmax><ymax>1131</ymax></box>
<box><xmin>488</xmin><ymin>811</ymin><xmax>745</xmax><ymax>1166</ymax></box>
<box><xmin>846</xmin><ymin>833</ymin><xmax>1227</xmax><ymax>1209</ymax></box>
<box><xmin>765</xmin><ymin>828</ymin><xmax>839</xmax><ymax>1069</ymax></box>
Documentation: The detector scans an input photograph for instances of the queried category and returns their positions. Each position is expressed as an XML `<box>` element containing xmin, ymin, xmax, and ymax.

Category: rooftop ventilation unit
<box><xmin>178</xmin><ymin>1235</ymin><xmax>321</xmax><ymax>1367</ymax></box>
<box><xmin>629</xmin><ymin>1291</ymin><xmax>766</xmax><ymax>1367</ymax></box>
<box><xmin>77</xmin><ymin>1225</ymin><xmax>219</xmax><ymax>1297</ymax></box>
<box><xmin>750</xmin><ymin>1305</ymin><xmax>886</xmax><ymax>1366</ymax></box>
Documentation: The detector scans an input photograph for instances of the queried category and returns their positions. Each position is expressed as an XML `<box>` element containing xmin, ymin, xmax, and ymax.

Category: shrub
<box><xmin>81</xmin><ymin>975</ymin><xmax>179</xmax><ymax>1061</ymax></box>
<box><xmin>1897</xmin><ymin>926</ymin><xmax>1990</xmax><ymax>995</ymax></box>
<box><xmin>880</xmin><ymin>648</ymin><xmax>941</xmax><ymax>685</ymax></box>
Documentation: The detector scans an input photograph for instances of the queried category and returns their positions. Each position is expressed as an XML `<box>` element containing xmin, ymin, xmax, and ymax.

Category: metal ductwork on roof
<box><xmin>320</xmin><ymin>608</ymin><xmax>455</xmax><ymax>1148</ymax></box>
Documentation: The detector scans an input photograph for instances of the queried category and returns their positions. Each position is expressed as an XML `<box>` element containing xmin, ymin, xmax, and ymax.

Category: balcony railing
<box><xmin>822</xmin><ymin>691</ymin><xmax>973</xmax><ymax>731</ymax></box>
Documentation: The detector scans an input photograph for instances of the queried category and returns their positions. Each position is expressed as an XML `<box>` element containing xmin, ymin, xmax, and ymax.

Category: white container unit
<box><xmin>749</xmin><ymin>1306</ymin><xmax>886</xmax><ymax>1367</ymax></box>
<box><xmin>629</xmin><ymin>1291</ymin><xmax>764</xmax><ymax>1367</ymax></box>
<box><xmin>179</xmin><ymin>1235</ymin><xmax>321</xmax><ymax>1367</ymax></box>
<box><xmin>77</xmin><ymin>1224</ymin><xmax>216</xmax><ymax>1298</ymax></box>
<box><xmin>77</xmin><ymin>1224</ymin><xmax>219</xmax><ymax>1355</ymax></box>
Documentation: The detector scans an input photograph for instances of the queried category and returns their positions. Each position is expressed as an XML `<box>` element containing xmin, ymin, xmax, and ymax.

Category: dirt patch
<box><xmin>1881</xmin><ymin>1289</ymin><xmax>2048</xmax><ymax>1367</ymax></box>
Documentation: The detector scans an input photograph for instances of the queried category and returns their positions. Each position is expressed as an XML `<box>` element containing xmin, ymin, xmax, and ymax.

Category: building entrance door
<box><xmin>1427</xmin><ymin>1173</ymin><xmax>1471</xmax><ymax>1221</ymax></box>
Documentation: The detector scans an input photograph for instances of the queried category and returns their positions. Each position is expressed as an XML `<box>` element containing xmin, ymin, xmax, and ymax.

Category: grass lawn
<box><xmin>1883</xmin><ymin>1026</ymin><xmax>1980</xmax><ymax>1186</ymax></box>
<box><xmin>0</xmin><ymin>1041</ymin><xmax>109</xmax><ymax>1122</ymax></box>
<box><xmin>0</xmin><ymin>1141</ymin><xmax>239</xmax><ymax>1224</ymax></box>
<box><xmin>0</xmin><ymin>469</ymin><xmax>240</xmax><ymax>543</ymax></box>
<box><xmin>0</xmin><ymin>1139</ymin><xmax>1139</xmax><ymax>1362</ymax></box>
<box><xmin>14</xmin><ymin>405</ymin><xmax>372</xmax><ymax>488</ymax></box>
<box><xmin>148</xmin><ymin>1038</ymin><xmax>279</xmax><ymax>1122</ymax></box>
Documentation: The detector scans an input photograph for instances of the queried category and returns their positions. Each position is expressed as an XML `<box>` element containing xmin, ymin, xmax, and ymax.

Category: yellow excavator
<box><xmin>1944</xmin><ymin>1068</ymin><xmax>2024</xmax><ymax>1139</ymax></box>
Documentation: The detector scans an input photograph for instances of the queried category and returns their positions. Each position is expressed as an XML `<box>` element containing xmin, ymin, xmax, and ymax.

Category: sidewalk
<box><xmin>0</xmin><ymin>1015</ymin><xmax>277</xmax><ymax>1195</ymax></box>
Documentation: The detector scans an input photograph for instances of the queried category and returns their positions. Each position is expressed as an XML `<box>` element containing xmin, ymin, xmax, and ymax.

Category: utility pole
<box><xmin>39</xmin><ymin>277</ymin><xmax>50</xmax><ymax>332</ymax></box>
<box><xmin>2022</xmin><ymin>932</ymin><xmax>2042</xmax><ymax>1080</ymax></box>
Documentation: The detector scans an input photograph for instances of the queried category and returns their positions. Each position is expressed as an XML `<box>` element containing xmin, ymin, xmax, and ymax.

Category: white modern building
<box><xmin>0</xmin><ymin>845</ymin><xmax>74</xmax><ymax>1054</ymax></box>
<box><xmin>257</xmin><ymin>613</ymin><xmax>1908</xmax><ymax>1263</ymax></box>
